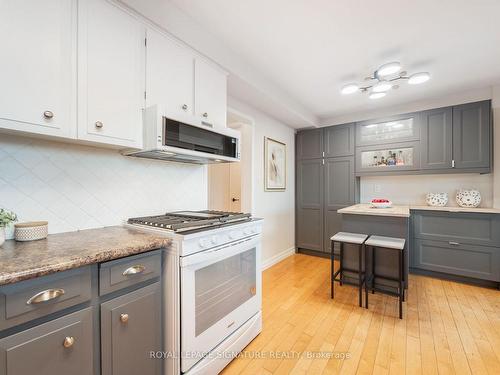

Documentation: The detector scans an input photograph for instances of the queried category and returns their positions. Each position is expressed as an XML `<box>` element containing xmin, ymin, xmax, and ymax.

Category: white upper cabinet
<box><xmin>78</xmin><ymin>0</ymin><xmax>145</xmax><ymax>148</ymax></box>
<box><xmin>194</xmin><ymin>58</ymin><xmax>227</xmax><ymax>129</ymax></box>
<box><xmin>0</xmin><ymin>0</ymin><xmax>76</xmax><ymax>138</ymax></box>
<box><xmin>146</xmin><ymin>28</ymin><xmax>195</xmax><ymax>123</ymax></box>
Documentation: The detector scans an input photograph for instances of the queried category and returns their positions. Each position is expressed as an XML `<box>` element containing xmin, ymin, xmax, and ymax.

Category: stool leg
<box><xmin>339</xmin><ymin>242</ymin><xmax>343</xmax><ymax>286</ymax></box>
<box><xmin>399</xmin><ymin>249</ymin><xmax>403</xmax><ymax>319</ymax></box>
<box><xmin>365</xmin><ymin>245</ymin><xmax>369</xmax><ymax>309</ymax></box>
<box><xmin>358</xmin><ymin>243</ymin><xmax>363</xmax><ymax>307</ymax></box>
<box><xmin>402</xmin><ymin>248</ymin><xmax>406</xmax><ymax>302</ymax></box>
<box><xmin>331</xmin><ymin>240</ymin><xmax>334</xmax><ymax>299</ymax></box>
<box><xmin>371</xmin><ymin>245</ymin><xmax>375</xmax><ymax>294</ymax></box>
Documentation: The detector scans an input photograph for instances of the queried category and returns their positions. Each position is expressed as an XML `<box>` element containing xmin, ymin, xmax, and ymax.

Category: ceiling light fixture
<box><xmin>340</xmin><ymin>62</ymin><xmax>431</xmax><ymax>100</ymax></box>
<box><xmin>408</xmin><ymin>72</ymin><xmax>430</xmax><ymax>85</ymax></box>
<box><xmin>369</xmin><ymin>92</ymin><xmax>386</xmax><ymax>99</ymax></box>
<box><xmin>376</xmin><ymin>62</ymin><xmax>401</xmax><ymax>77</ymax></box>
<box><xmin>341</xmin><ymin>83</ymin><xmax>359</xmax><ymax>95</ymax></box>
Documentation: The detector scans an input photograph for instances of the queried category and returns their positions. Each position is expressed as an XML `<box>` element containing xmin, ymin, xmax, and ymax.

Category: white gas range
<box><xmin>127</xmin><ymin>211</ymin><xmax>263</xmax><ymax>375</ymax></box>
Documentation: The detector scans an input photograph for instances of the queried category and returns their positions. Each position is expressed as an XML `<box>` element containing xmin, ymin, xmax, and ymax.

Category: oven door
<box><xmin>180</xmin><ymin>235</ymin><xmax>262</xmax><ymax>373</ymax></box>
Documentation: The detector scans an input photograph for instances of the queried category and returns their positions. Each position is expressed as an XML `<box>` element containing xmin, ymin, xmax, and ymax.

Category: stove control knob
<box><xmin>211</xmin><ymin>235</ymin><xmax>218</xmax><ymax>245</ymax></box>
<box><xmin>229</xmin><ymin>231</ymin><xmax>236</xmax><ymax>240</ymax></box>
<box><xmin>251</xmin><ymin>227</ymin><xmax>258</xmax><ymax>233</ymax></box>
<box><xmin>244</xmin><ymin>228</ymin><xmax>251</xmax><ymax>235</ymax></box>
<box><xmin>198</xmin><ymin>239</ymin><xmax>208</xmax><ymax>248</ymax></box>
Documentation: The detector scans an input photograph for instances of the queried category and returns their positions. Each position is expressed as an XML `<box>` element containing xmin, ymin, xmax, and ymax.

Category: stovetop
<box><xmin>127</xmin><ymin>210</ymin><xmax>252</xmax><ymax>234</ymax></box>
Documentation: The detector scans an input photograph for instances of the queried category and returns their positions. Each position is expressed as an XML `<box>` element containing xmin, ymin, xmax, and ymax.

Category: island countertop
<box><xmin>0</xmin><ymin>226</ymin><xmax>171</xmax><ymax>286</ymax></box>
<box><xmin>338</xmin><ymin>204</ymin><xmax>411</xmax><ymax>218</ymax></box>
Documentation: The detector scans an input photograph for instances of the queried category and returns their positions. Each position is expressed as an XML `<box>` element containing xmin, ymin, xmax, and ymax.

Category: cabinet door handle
<box><xmin>95</xmin><ymin>121</ymin><xmax>103</xmax><ymax>129</ymax></box>
<box><xmin>202</xmin><ymin>112</ymin><xmax>208</xmax><ymax>118</ymax></box>
<box><xmin>122</xmin><ymin>265</ymin><xmax>146</xmax><ymax>276</ymax></box>
<box><xmin>26</xmin><ymin>288</ymin><xmax>65</xmax><ymax>305</ymax></box>
<box><xmin>43</xmin><ymin>111</ymin><xmax>54</xmax><ymax>119</ymax></box>
<box><xmin>182</xmin><ymin>104</ymin><xmax>188</xmax><ymax>111</ymax></box>
<box><xmin>449</xmin><ymin>241</ymin><xmax>460</xmax><ymax>246</ymax></box>
<box><xmin>63</xmin><ymin>336</ymin><xmax>75</xmax><ymax>348</ymax></box>
<box><xmin>120</xmin><ymin>313</ymin><xmax>129</xmax><ymax>324</ymax></box>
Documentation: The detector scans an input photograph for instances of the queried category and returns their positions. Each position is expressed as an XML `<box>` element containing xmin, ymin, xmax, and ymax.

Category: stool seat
<box><xmin>365</xmin><ymin>235</ymin><xmax>405</xmax><ymax>250</ymax></box>
<box><xmin>330</xmin><ymin>232</ymin><xmax>368</xmax><ymax>245</ymax></box>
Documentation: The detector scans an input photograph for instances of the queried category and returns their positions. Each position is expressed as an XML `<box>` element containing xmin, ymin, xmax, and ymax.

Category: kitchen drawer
<box><xmin>0</xmin><ymin>267</ymin><xmax>91</xmax><ymax>331</ymax></box>
<box><xmin>99</xmin><ymin>250</ymin><xmax>161</xmax><ymax>295</ymax></box>
<box><xmin>413</xmin><ymin>211</ymin><xmax>500</xmax><ymax>247</ymax></box>
<box><xmin>0</xmin><ymin>307</ymin><xmax>93</xmax><ymax>375</ymax></box>
<box><xmin>413</xmin><ymin>239</ymin><xmax>500</xmax><ymax>281</ymax></box>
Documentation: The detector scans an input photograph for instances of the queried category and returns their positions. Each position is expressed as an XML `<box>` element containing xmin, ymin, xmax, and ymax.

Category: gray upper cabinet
<box><xmin>101</xmin><ymin>282</ymin><xmax>161</xmax><ymax>375</ymax></box>
<box><xmin>356</xmin><ymin>112</ymin><xmax>420</xmax><ymax>146</ymax></box>
<box><xmin>324</xmin><ymin>123</ymin><xmax>355</xmax><ymax>157</ymax></box>
<box><xmin>452</xmin><ymin>100</ymin><xmax>491</xmax><ymax>170</ymax></box>
<box><xmin>420</xmin><ymin>107</ymin><xmax>453</xmax><ymax>170</ymax></box>
<box><xmin>0</xmin><ymin>308</ymin><xmax>93</xmax><ymax>375</ymax></box>
<box><xmin>296</xmin><ymin>159</ymin><xmax>324</xmax><ymax>252</ymax></box>
<box><xmin>296</xmin><ymin>129</ymin><xmax>323</xmax><ymax>160</ymax></box>
<box><xmin>356</xmin><ymin>141</ymin><xmax>420</xmax><ymax>174</ymax></box>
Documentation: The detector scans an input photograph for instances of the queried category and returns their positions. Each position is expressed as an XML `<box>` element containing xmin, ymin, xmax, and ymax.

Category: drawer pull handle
<box><xmin>26</xmin><ymin>288</ymin><xmax>65</xmax><ymax>305</ymax></box>
<box><xmin>449</xmin><ymin>241</ymin><xmax>460</xmax><ymax>246</ymax></box>
<box><xmin>120</xmin><ymin>313</ymin><xmax>129</xmax><ymax>324</ymax></box>
<box><xmin>122</xmin><ymin>265</ymin><xmax>146</xmax><ymax>276</ymax></box>
<box><xmin>63</xmin><ymin>336</ymin><xmax>75</xmax><ymax>348</ymax></box>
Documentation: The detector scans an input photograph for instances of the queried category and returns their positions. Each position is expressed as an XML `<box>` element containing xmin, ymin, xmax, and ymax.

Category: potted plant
<box><xmin>0</xmin><ymin>209</ymin><xmax>17</xmax><ymax>246</ymax></box>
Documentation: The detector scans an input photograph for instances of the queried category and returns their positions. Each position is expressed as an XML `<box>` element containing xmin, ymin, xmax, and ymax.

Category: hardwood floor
<box><xmin>221</xmin><ymin>254</ymin><xmax>500</xmax><ymax>375</ymax></box>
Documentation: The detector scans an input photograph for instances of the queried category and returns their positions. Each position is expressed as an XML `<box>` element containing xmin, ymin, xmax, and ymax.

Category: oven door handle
<box><xmin>180</xmin><ymin>236</ymin><xmax>260</xmax><ymax>268</ymax></box>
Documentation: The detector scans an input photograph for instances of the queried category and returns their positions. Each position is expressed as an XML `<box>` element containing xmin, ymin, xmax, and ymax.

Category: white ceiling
<box><xmin>169</xmin><ymin>0</ymin><xmax>500</xmax><ymax>126</ymax></box>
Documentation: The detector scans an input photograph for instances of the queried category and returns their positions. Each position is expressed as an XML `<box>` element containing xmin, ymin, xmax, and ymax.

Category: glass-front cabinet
<box><xmin>356</xmin><ymin>113</ymin><xmax>420</xmax><ymax>146</ymax></box>
<box><xmin>356</xmin><ymin>141</ymin><xmax>420</xmax><ymax>174</ymax></box>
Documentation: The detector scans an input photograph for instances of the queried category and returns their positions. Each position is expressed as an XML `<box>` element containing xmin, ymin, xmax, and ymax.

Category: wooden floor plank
<box><xmin>220</xmin><ymin>254</ymin><xmax>499</xmax><ymax>375</ymax></box>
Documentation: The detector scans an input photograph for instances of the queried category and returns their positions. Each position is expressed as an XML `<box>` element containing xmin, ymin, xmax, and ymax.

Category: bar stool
<box><xmin>364</xmin><ymin>235</ymin><xmax>406</xmax><ymax>319</ymax></box>
<box><xmin>330</xmin><ymin>232</ymin><xmax>368</xmax><ymax>307</ymax></box>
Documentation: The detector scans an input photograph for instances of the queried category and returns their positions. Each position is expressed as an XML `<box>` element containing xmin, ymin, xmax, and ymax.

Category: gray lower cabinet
<box><xmin>413</xmin><ymin>239</ymin><xmax>500</xmax><ymax>282</ymax></box>
<box><xmin>412</xmin><ymin>211</ymin><xmax>500</xmax><ymax>282</ymax></box>
<box><xmin>296</xmin><ymin>159</ymin><xmax>324</xmax><ymax>252</ymax></box>
<box><xmin>452</xmin><ymin>100</ymin><xmax>491</xmax><ymax>170</ymax></box>
<box><xmin>420</xmin><ymin>107</ymin><xmax>453</xmax><ymax>170</ymax></box>
<box><xmin>101</xmin><ymin>282</ymin><xmax>161</xmax><ymax>375</ymax></box>
<box><xmin>0</xmin><ymin>308</ymin><xmax>93</xmax><ymax>375</ymax></box>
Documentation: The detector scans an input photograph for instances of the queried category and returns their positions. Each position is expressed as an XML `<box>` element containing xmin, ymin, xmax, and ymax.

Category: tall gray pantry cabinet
<box><xmin>296</xmin><ymin>124</ymin><xmax>357</xmax><ymax>254</ymax></box>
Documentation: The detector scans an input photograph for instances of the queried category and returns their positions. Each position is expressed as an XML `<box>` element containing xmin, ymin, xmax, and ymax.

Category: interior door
<box><xmin>78</xmin><ymin>0</ymin><xmax>145</xmax><ymax>148</ymax></box>
<box><xmin>208</xmin><ymin>163</ymin><xmax>241</xmax><ymax>212</ymax></box>
<box><xmin>229</xmin><ymin>163</ymin><xmax>242</xmax><ymax>212</ymax></box>
<box><xmin>0</xmin><ymin>0</ymin><xmax>76</xmax><ymax>138</ymax></box>
<box><xmin>180</xmin><ymin>237</ymin><xmax>261</xmax><ymax>373</ymax></box>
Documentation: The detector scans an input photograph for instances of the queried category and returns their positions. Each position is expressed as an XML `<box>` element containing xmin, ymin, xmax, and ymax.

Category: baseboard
<box><xmin>261</xmin><ymin>246</ymin><xmax>296</xmax><ymax>270</ymax></box>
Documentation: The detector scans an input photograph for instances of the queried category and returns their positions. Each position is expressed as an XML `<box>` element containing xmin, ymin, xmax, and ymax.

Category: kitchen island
<box><xmin>338</xmin><ymin>204</ymin><xmax>410</xmax><ymax>288</ymax></box>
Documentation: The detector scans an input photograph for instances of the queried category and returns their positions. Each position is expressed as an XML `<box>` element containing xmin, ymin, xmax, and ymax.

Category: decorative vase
<box><xmin>0</xmin><ymin>228</ymin><xmax>5</xmax><ymax>247</ymax></box>
<box><xmin>456</xmin><ymin>189</ymin><xmax>481</xmax><ymax>208</ymax></box>
<box><xmin>426</xmin><ymin>192</ymin><xmax>448</xmax><ymax>207</ymax></box>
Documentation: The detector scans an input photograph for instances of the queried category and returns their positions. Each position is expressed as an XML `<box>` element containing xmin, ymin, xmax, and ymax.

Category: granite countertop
<box><xmin>338</xmin><ymin>204</ymin><xmax>411</xmax><ymax>218</ymax></box>
<box><xmin>0</xmin><ymin>226</ymin><xmax>171</xmax><ymax>286</ymax></box>
<box><xmin>338</xmin><ymin>203</ymin><xmax>500</xmax><ymax>218</ymax></box>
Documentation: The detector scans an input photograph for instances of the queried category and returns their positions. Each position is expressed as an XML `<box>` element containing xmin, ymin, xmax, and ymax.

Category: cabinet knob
<box><xmin>120</xmin><ymin>313</ymin><xmax>129</xmax><ymax>324</ymax></box>
<box><xmin>95</xmin><ymin>121</ymin><xmax>103</xmax><ymax>129</ymax></box>
<box><xmin>182</xmin><ymin>104</ymin><xmax>188</xmax><ymax>111</ymax></box>
<box><xmin>43</xmin><ymin>111</ymin><xmax>54</xmax><ymax>119</ymax></box>
<box><xmin>63</xmin><ymin>336</ymin><xmax>75</xmax><ymax>348</ymax></box>
<box><xmin>203</xmin><ymin>112</ymin><xmax>208</xmax><ymax>118</ymax></box>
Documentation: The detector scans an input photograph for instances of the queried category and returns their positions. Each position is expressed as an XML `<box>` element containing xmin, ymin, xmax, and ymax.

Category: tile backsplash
<box><xmin>360</xmin><ymin>173</ymin><xmax>494</xmax><ymax>206</ymax></box>
<box><xmin>0</xmin><ymin>134</ymin><xmax>207</xmax><ymax>238</ymax></box>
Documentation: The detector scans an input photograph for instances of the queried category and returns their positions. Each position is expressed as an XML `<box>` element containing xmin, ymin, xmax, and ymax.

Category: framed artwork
<box><xmin>264</xmin><ymin>137</ymin><xmax>286</xmax><ymax>191</ymax></box>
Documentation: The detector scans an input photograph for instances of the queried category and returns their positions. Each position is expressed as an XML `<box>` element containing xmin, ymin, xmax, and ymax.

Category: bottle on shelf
<box><xmin>387</xmin><ymin>150</ymin><xmax>396</xmax><ymax>166</ymax></box>
<box><xmin>373</xmin><ymin>155</ymin><xmax>378</xmax><ymax>167</ymax></box>
<box><xmin>396</xmin><ymin>150</ymin><xmax>405</xmax><ymax>165</ymax></box>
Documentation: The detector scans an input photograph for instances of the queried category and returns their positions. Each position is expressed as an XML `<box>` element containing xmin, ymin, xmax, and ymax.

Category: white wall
<box><xmin>360</xmin><ymin>174</ymin><xmax>493</xmax><ymax>206</ymax></box>
<box><xmin>228</xmin><ymin>97</ymin><xmax>296</xmax><ymax>265</ymax></box>
<box><xmin>0</xmin><ymin>134</ymin><xmax>207</xmax><ymax>238</ymax></box>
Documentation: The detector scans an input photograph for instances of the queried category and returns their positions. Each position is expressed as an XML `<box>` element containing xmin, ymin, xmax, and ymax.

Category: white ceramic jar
<box><xmin>456</xmin><ymin>189</ymin><xmax>481</xmax><ymax>208</ymax></box>
<box><xmin>426</xmin><ymin>192</ymin><xmax>448</xmax><ymax>207</ymax></box>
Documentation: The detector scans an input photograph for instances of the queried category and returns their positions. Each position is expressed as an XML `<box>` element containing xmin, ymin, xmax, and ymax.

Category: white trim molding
<box><xmin>261</xmin><ymin>246</ymin><xmax>296</xmax><ymax>271</ymax></box>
